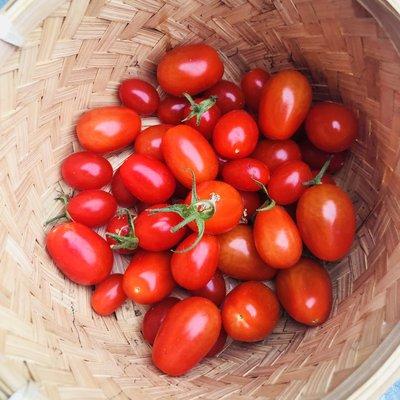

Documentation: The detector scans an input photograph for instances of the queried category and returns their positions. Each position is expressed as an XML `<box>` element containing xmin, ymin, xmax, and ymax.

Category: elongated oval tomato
<box><xmin>91</xmin><ymin>274</ymin><xmax>126</xmax><ymax>316</ymax></box>
<box><xmin>120</xmin><ymin>153</ymin><xmax>176</xmax><ymax>204</ymax></box>
<box><xmin>76</xmin><ymin>106</ymin><xmax>141</xmax><ymax>153</ymax></box>
<box><xmin>204</xmin><ymin>80</ymin><xmax>244</xmax><ymax>114</ymax></box>
<box><xmin>171</xmin><ymin>234</ymin><xmax>220</xmax><ymax>290</ymax></box>
<box><xmin>157</xmin><ymin>44</ymin><xmax>224</xmax><ymax>96</ymax></box>
<box><xmin>190</xmin><ymin>271</ymin><xmax>226</xmax><ymax>307</ymax></box>
<box><xmin>276</xmin><ymin>258</ymin><xmax>332</xmax><ymax>326</ymax></box>
<box><xmin>134</xmin><ymin>124</ymin><xmax>173</xmax><ymax>161</ymax></box>
<box><xmin>254</xmin><ymin>206</ymin><xmax>302</xmax><ymax>269</ymax></box>
<box><xmin>152</xmin><ymin>297</ymin><xmax>221</xmax><ymax>376</ymax></box>
<box><xmin>241</xmin><ymin>68</ymin><xmax>270</xmax><ymax>111</ymax></box>
<box><xmin>162</xmin><ymin>125</ymin><xmax>218</xmax><ymax>188</ymax></box>
<box><xmin>259</xmin><ymin>70</ymin><xmax>312</xmax><ymax>140</ymax></box>
<box><xmin>297</xmin><ymin>184</ymin><xmax>355</xmax><ymax>261</ymax></box>
<box><xmin>157</xmin><ymin>96</ymin><xmax>187</xmax><ymax>124</ymax></box>
<box><xmin>111</xmin><ymin>168</ymin><xmax>137</xmax><ymax>207</ymax></box>
<box><xmin>46</xmin><ymin>222</ymin><xmax>113</xmax><ymax>285</ymax></box>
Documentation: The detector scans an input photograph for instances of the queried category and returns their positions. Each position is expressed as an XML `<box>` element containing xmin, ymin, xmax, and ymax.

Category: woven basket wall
<box><xmin>1</xmin><ymin>0</ymin><xmax>400</xmax><ymax>399</ymax></box>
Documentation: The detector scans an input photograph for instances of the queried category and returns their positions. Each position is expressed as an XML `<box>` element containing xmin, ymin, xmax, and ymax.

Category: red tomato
<box><xmin>61</xmin><ymin>151</ymin><xmax>113</xmax><ymax>190</ymax></box>
<box><xmin>162</xmin><ymin>125</ymin><xmax>218</xmax><ymax>188</ymax></box>
<box><xmin>91</xmin><ymin>274</ymin><xmax>126</xmax><ymax>316</ymax></box>
<box><xmin>66</xmin><ymin>190</ymin><xmax>117</xmax><ymax>227</ymax></box>
<box><xmin>276</xmin><ymin>258</ymin><xmax>332</xmax><ymax>326</ymax></box>
<box><xmin>297</xmin><ymin>184</ymin><xmax>355</xmax><ymax>261</ymax></box>
<box><xmin>157</xmin><ymin>96</ymin><xmax>187</xmax><ymax>124</ymax></box>
<box><xmin>120</xmin><ymin>153</ymin><xmax>176</xmax><ymax>204</ymax></box>
<box><xmin>218</xmin><ymin>224</ymin><xmax>276</xmax><ymax>281</ymax></box>
<box><xmin>311</xmin><ymin>170</ymin><xmax>336</xmax><ymax>185</ymax></box>
<box><xmin>134</xmin><ymin>124</ymin><xmax>173</xmax><ymax>161</ymax></box>
<box><xmin>213</xmin><ymin>110</ymin><xmax>259</xmax><ymax>159</ymax></box>
<box><xmin>239</xmin><ymin>191</ymin><xmax>262</xmax><ymax>220</ymax></box>
<box><xmin>190</xmin><ymin>271</ymin><xmax>226</xmax><ymax>306</ymax></box>
<box><xmin>306</xmin><ymin>102</ymin><xmax>358</xmax><ymax>152</ymax></box>
<box><xmin>152</xmin><ymin>297</ymin><xmax>221</xmax><ymax>376</ymax></box>
<box><xmin>241</xmin><ymin>68</ymin><xmax>270</xmax><ymax>111</ymax></box>
<box><xmin>135</xmin><ymin>204</ymin><xmax>187</xmax><ymax>251</ymax></box>
<box><xmin>259</xmin><ymin>70</ymin><xmax>312</xmax><ymax>140</ymax></box>
<box><xmin>204</xmin><ymin>80</ymin><xmax>244</xmax><ymax>114</ymax></box>
<box><xmin>106</xmin><ymin>211</ymin><xmax>137</xmax><ymax>255</ymax></box>
<box><xmin>206</xmin><ymin>329</ymin><xmax>227</xmax><ymax>357</ymax></box>
<box><xmin>111</xmin><ymin>168</ymin><xmax>137</xmax><ymax>207</ymax></box>
<box><xmin>222</xmin><ymin>281</ymin><xmax>280</xmax><ymax>342</ymax></box>
<box><xmin>46</xmin><ymin>222</ymin><xmax>113</xmax><ymax>285</ymax></box>
<box><xmin>76</xmin><ymin>106</ymin><xmax>141</xmax><ymax>153</ymax></box>
<box><xmin>119</xmin><ymin>79</ymin><xmax>160</xmax><ymax>116</ymax></box>
<box><xmin>222</xmin><ymin>158</ymin><xmax>270</xmax><ymax>192</ymax></box>
<box><xmin>254</xmin><ymin>205</ymin><xmax>302</xmax><ymax>269</ymax></box>
<box><xmin>123</xmin><ymin>251</ymin><xmax>174</xmax><ymax>304</ymax></box>
<box><xmin>142</xmin><ymin>297</ymin><xmax>180</xmax><ymax>345</ymax></box>
<box><xmin>157</xmin><ymin>44</ymin><xmax>224</xmax><ymax>96</ymax></box>
<box><xmin>251</xmin><ymin>139</ymin><xmax>301</xmax><ymax>173</ymax></box>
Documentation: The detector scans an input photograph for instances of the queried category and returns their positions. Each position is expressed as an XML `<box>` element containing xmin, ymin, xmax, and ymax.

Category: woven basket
<box><xmin>1</xmin><ymin>0</ymin><xmax>400</xmax><ymax>399</ymax></box>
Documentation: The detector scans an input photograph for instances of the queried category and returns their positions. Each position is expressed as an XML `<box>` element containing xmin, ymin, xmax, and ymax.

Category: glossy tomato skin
<box><xmin>259</xmin><ymin>70</ymin><xmax>312</xmax><ymax>140</ymax></box>
<box><xmin>206</xmin><ymin>328</ymin><xmax>227</xmax><ymax>357</ymax></box>
<box><xmin>297</xmin><ymin>184</ymin><xmax>355</xmax><ymax>261</ymax></box>
<box><xmin>267</xmin><ymin>160</ymin><xmax>312</xmax><ymax>205</ymax></box>
<box><xmin>222</xmin><ymin>281</ymin><xmax>280</xmax><ymax>342</ymax></box>
<box><xmin>218</xmin><ymin>224</ymin><xmax>276</xmax><ymax>281</ymax></box>
<box><xmin>152</xmin><ymin>297</ymin><xmax>221</xmax><ymax>376</ymax></box>
<box><xmin>254</xmin><ymin>206</ymin><xmax>302</xmax><ymax>269</ymax></box>
<box><xmin>106</xmin><ymin>213</ymin><xmax>136</xmax><ymax>255</ymax></box>
<box><xmin>239</xmin><ymin>191</ymin><xmax>262</xmax><ymax>219</ymax></box>
<box><xmin>306</xmin><ymin>102</ymin><xmax>358</xmax><ymax>152</ymax></box>
<box><xmin>134</xmin><ymin>124</ymin><xmax>173</xmax><ymax>161</ymax></box>
<box><xmin>135</xmin><ymin>204</ymin><xmax>187</xmax><ymax>251</ymax></box>
<box><xmin>67</xmin><ymin>190</ymin><xmax>117</xmax><ymax>227</ymax></box>
<box><xmin>123</xmin><ymin>250</ymin><xmax>174</xmax><ymax>304</ymax></box>
<box><xmin>157</xmin><ymin>96</ymin><xmax>187</xmax><ymax>124</ymax></box>
<box><xmin>46</xmin><ymin>222</ymin><xmax>113</xmax><ymax>285</ymax></box>
<box><xmin>204</xmin><ymin>80</ymin><xmax>244</xmax><ymax>114</ymax></box>
<box><xmin>142</xmin><ymin>297</ymin><xmax>180</xmax><ymax>345</ymax></box>
<box><xmin>162</xmin><ymin>125</ymin><xmax>218</xmax><ymax>188</ymax></box>
<box><xmin>157</xmin><ymin>44</ymin><xmax>224</xmax><ymax>96</ymax></box>
<box><xmin>241</xmin><ymin>68</ymin><xmax>270</xmax><ymax>111</ymax></box>
<box><xmin>251</xmin><ymin>139</ymin><xmax>301</xmax><ymax>173</ymax></box>
<box><xmin>222</xmin><ymin>158</ymin><xmax>270</xmax><ymax>192</ymax></box>
<box><xmin>61</xmin><ymin>152</ymin><xmax>113</xmax><ymax>190</ymax></box>
<box><xmin>190</xmin><ymin>271</ymin><xmax>226</xmax><ymax>306</ymax></box>
<box><xmin>91</xmin><ymin>274</ymin><xmax>126</xmax><ymax>316</ymax></box>
<box><xmin>111</xmin><ymin>168</ymin><xmax>137</xmax><ymax>207</ymax></box>
<box><xmin>276</xmin><ymin>258</ymin><xmax>332</xmax><ymax>326</ymax></box>
<box><xmin>311</xmin><ymin>170</ymin><xmax>336</xmax><ymax>185</ymax></box>
<box><xmin>172</xmin><ymin>234</ymin><xmax>220</xmax><ymax>290</ymax></box>
<box><xmin>119</xmin><ymin>79</ymin><xmax>160</xmax><ymax>116</ymax></box>
<box><xmin>120</xmin><ymin>153</ymin><xmax>176</xmax><ymax>204</ymax></box>
<box><xmin>213</xmin><ymin>110</ymin><xmax>259</xmax><ymax>159</ymax></box>
<box><xmin>76</xmin><ymin>106</ymin><xmax>141</xmax><ymax>153</ymax></box>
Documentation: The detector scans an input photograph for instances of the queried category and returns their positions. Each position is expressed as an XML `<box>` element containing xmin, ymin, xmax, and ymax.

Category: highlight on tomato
<box><xmin>190</xmin><ymin>271</ymin><xmax>226</xmax><ymax>307</ymax></box>
<box><xmin>157</xmin><ymin>96</ymin><xmax>187</xmax><ymax>124</ymax></box>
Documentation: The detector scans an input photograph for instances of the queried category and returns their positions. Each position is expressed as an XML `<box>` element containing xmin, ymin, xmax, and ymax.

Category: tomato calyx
<box><xmin>182</xmin><ymin>93</ymin><xmax>218</xmax><ymax>126</ymax></box>
<box><xmin>106</xmin><ymin>208</ymin><xmax>139</xmax><ymax>251</ymax></box>
<box><xmin>303</xmin><ymin>157</ymin><xmax>332</xmax><ymax>187</ymax></box>
<box><xmin>254</xmin><ymin>180</ymin><xmax>276</xmax><ymax>212</ymax></box>
<box><xmin>45</xmin><ymin>191</ymin><xmax>72</xmax><ymax>225</ymax></box>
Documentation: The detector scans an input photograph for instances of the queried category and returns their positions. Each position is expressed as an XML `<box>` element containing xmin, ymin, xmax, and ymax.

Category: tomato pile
<box><xmin>46</xmin><ymin>44</ymin><xmax>357</xmax><ymax>377</ymax></box>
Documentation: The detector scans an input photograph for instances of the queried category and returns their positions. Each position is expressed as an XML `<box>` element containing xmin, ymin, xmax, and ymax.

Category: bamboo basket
<box><xmin>1</xmin><ymin>0</ymin><xmax>400</xmax><ymax>399</ymax></box>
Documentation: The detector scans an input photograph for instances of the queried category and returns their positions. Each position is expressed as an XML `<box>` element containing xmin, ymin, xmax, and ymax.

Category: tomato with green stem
<box><xmin>111</xmin><ymin>168</ymin><xmax>137</xmax><ymax>207</ymax></box>
<box><xmin>190</xmin><ymin>271</ymin><xmax>226</xmax><ymax>307</ymax></box>
<box><xmin>241</xmin><ymin>68</ymin><xmax>270</xmax><ymax>111</ymax></box>
<box><xmin>106</xmin><ymin>209</ymin><xmax>138</xmax><ymax>255</ymax></box>
<box><xmin>134</xmin><ymin>124</ymin><xmax>173</xmax><ymax>161</ymax></box>
<box><xmin>239</xmin><ymin>190</ymin><xmax>262</xmax><ymax>220</ymax></box>
<box><xmin>204</xmin><ymin>80</ymin><xmax>244</xmax><ymax>114</ymax></box>
<box><xmin>157</xmin><ymin>96</ymin><xmax>187</xmax><ymax>124</ymax></box>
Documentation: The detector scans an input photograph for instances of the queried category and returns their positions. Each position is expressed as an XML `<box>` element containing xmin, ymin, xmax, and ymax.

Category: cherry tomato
<box><xmin>239</xmin><ymin>191</ymin><xmax>262</xmax><ymax>220</ymax></box>
<box><xmin>251</xmin><ymin>139</ymin><xmax>301</xmax><ymax>173</ymax></box>
<box><xmin>254</xmin><ymin>205</ymin><xmax>302</xmax><ymax>269</ymax></box>
<box><xmin>76</xmin><ymin>106</ymin><xmax>141</xmax><ymax>153</ymax></box>
<box><xmin>119</xmin><ymin>78</ymin><xmax>160</xmax><ymax>116</ymax></box>
<box><xmin>206</xmin><ymin>329</ymin><xmax>227</xmax><ymax>357</ymax></box>
<box><xmin>162</xmin><ymin>125</ymin><xmax>218</xmax><ymax>188</ymax></box>
<box><xmin>152</xmin><ymin>297</ymin><xmax>221</xmax><ymax>376</ymax></box>
<box><xmin>213</xmin><ymin>110</ymin><xmax>259</xmax><ymax>159</ymax></box>
<box><xmin>267</xmin><ymin>160</ymin><xmax>312</xmax><ymax>205</ymax></box>
<box><xmin>120</xmin><ymin>153</ymin><xmax>176</xmax><ymax>204</ymax></box>
<box><xmin>222</xmin><ymin>158</ymin><xmax>270</xmax><ymax>192</ymax></box>
<box><xmin>297</xmin><ymin>184</ymin><xmax>355</xmax><ymax>261</ymax></box>
<box><xmin>218</xmin><ymin>224</ymin><xmax>276</xmax><ymax>281</ymax></box>
<box><xmin>259</xmin><ymin>70</ymin><xmax>312</xmax><ymax>140</ymax></box>
<box><xmin>110</xmin><ymin>168</ymin><xmax>137</xmax><ymax>208</ymax></box>
<box><xmin>157</xmin><ymin>44</ymin><xmax>224</xmax><ymax>96</ymax></box>
<box><xmin>91</xmin><ymin>274</ymin><xmax>126</xmax><ymax>316</ymax></box>
<box><xmin>306</xmin><ymin>102</ymin><xmax>358</xmax><ymax>152</ymax></box>
<box><xmin>276</xmin><ymin>258</ymin><xmax>332</xmax><ymax>326</ymax></box>
<box><xmin>46</xmin><ymin>222</ymin><xmax>113</xmax><ymax>285</ymax></box>
<box><xmin>241</xmin><ymin>68</ymin><xmax>270</xmax><ymax>111</ymax></box>
<box><xmin>134</xmin><ymin>124</ymin><xmax>173</xmax><ymax>161</ymax></box>
<box><xmin>311</xmin><ymin>170</ymin><xmax>336</xmax><ymax>185</ymax></box>
<box><xmin>190</xmin><ymin>271</ymin><xmax>226</xmax><ymax>306</ymax></box>
<box><xmin>66</xmin><ymin>190</ymin><xmax>117</xmax><ymax>227</ymax></box>
<box><xmin>222</xmin><ymin>281</ymin><xmax>280</xmax><ymax>342</ymax></box>
<box><xmin>157</xmin><ymin>96</ymin><xmax>187</xmax><ymax>124</ymax></box>
<box><xmin>142</xmin><ymin>297</ymin><xmax>180</xmax><ymax>345</ymax></box>
<box><xmin>106</xmin><ymin>210</ymin><xmax>137</xmax><ymax>255</ymax></box>
<box><xmin>61</xmin><ymin>151</ymin><xmax>113</xmax><ymax>190</ymax></box>
<box><xmin>123</xmin><ymin>250</ymin><xmax>174</xmax><ymax>304</ymax></box>
<box><xmin>135</xmin><ymin>204</ymin><xmax>187</xmax><ymax>251</ymax></box>
<box><xmin>204</xmin><ymin>80</ymin><xmax>244</xmax><ymax>114</ymax></box>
